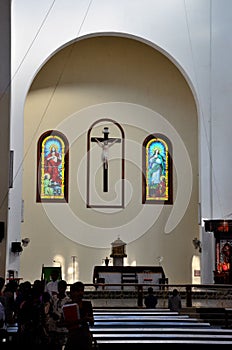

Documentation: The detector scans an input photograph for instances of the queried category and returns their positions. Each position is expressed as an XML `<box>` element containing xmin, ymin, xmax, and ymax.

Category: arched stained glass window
<box><xmin>142</xmin><ymin>134</ymin><xmax>172</xmax><ymax>204</ymax></box>
<box><xmin>36</xmin><ymin>130</ymin><xmax>69</xmax><ymax>202</ymax></box>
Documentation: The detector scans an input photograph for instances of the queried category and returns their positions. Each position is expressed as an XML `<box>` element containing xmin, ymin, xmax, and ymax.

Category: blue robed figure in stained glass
<box><xmin>147</xmin><ymin>140</ymin><xmax>167</xmax><ymax>200</ymax></box>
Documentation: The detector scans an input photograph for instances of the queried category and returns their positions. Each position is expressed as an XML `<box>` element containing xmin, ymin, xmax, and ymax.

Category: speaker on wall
<box><xmin>11</xmin><ymin>242</ymin><xmax>23</xmax><ymax>253</ymax></box>
<box><xmin>0</xmin><ymin>222</ymin><xmax>4</xmax><ymax>242</ymax></box>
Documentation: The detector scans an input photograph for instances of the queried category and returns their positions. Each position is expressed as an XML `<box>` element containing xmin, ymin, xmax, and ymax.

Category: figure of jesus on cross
<box><xmin>91</xmin><ymin>127</ymin><xmax>121</xmax><ymax>192</ymax></box>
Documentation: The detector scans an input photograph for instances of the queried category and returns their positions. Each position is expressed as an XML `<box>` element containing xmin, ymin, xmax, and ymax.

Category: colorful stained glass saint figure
<box><xmin>146</xmin><ymin>138</ymin><xmax>169</xmax><ymax>201</ymax></box>
<box><xmin>41</xmin><ymin>136</ymin><xmax>65</xmax><ymax>199</ymax></box>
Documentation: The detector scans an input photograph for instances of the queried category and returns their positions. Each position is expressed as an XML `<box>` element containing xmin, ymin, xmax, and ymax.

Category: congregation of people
<box><xmin>0</xmin><ymin>273</ymin><xmax>181</xmax><ymax>348</ymax></box>
<box><xmin>0</xmin><ymin>272</ymin><xmax>94</xmax><ymax>349</ymax></box>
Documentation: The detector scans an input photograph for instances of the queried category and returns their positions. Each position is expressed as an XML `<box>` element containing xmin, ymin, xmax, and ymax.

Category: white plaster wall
<box><xmin>0</xmin><ymin>0</ymin><xmax>10</xmax><ymax>277</ymax></box>
<box><xmin>8</xmin><ymin>0</ymin><xmax>232</xmax><ymax>283</ymax></box>
<box><xmin>21</xmin><ymin>36</ymin><xmax>198</xmax><ymax>284</ymax></box>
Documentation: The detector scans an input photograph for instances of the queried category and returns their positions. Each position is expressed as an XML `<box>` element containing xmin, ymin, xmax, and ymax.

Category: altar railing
<box><xmin>79</xmin><ymin>283</ymin><xmax>232</xmax><ymax>308</ymax></box>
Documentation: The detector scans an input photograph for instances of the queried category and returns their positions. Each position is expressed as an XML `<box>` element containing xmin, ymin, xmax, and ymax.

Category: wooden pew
<box><xmin>91</xmin><ymin>326</ymin><xmax>232</xmax><ymax>335</ymax></box>
<box><xmin>93</xmin><ymin>320</ymin><xmax>211</xmax><ymax>328</ymax></box>
<box><xmin>94</xmin><ymin>315</ymin><xmax>192</xmax><ymax>320</ymax></box>
<box><xmin>91</xmin><ymin>325</ymin><xmax>232</xmax><ymax>346</ymax></box>
<box><xmin>224</xmin><ymin>308</ymin><xmax>232</xmax><ymax>328</ymax></box>
<box><xmin>94</xmin><ymin>339</ymin><xmax>232</xmax><ymax>346</ymax></box>
<box><xmin>94</xmin><ymin>310</ymin><xmax>180</xmax><ymax>316</ymax></box>
<box><xmin>94</xmin><ymin>308</ymin><xmax>175</xmax><ymax>312</ymax></box>
<box><xmin>92</xmin><ymin>332</ymin><xmax>232</xmax><ymax>341</ymax></box>
<box><xmin>91</xmin><ymin>307</ymin><xmax>232</xmax><ymax>346</ymax></box>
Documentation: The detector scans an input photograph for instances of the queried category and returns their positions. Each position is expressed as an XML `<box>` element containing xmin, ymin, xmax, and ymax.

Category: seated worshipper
<box><xmin>144</xmin><ymin>287</ymin><xmax>158</xmax><ymax>308</ymax></box>
<box><xmin>168</xmin><ymin>288</ymin><xmax>182</xmax><ymax>312</ymax></box>
<box><xmin>63</xmin><ymin>281</ymin><xmax>94</xmax><ymax>350</ymax></box>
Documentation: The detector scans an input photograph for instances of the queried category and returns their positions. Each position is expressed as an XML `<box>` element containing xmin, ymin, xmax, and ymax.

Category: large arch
<box><xmin>20</xmin><ymin>35</ymin><xmax>199</xmax><ymax>284</ymax></box>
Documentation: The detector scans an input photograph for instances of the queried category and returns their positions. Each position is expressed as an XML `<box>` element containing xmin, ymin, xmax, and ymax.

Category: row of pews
<box><xmin>3</xmin><ymin>307</ymin><xmax>232</xmax><ymax>347</ymax></box>
<box><xmin>91</xmin><ymin>308</ymin><xmax>232</xmax><ymax>347</ymax></box>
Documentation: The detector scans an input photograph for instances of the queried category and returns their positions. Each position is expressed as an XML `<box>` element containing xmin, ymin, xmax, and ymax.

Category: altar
<box><xmin>92</xmin><ymin>265</ymin><xmax>166</xmax><ymax>290</ymax></box>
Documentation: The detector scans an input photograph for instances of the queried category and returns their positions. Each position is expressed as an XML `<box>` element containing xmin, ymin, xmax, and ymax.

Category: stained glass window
<box><xmin>142</xmin><ymin>134</ymin><xmax>172</xmax><ymax>204</ymax></box>
<box><xmin>36</xmin><ymin>130</ymin><xmax>69</xmax><ymax>202</ymax></box>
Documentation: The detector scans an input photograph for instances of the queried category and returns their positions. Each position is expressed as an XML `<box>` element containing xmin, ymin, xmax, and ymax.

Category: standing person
<box><xmin>168</xmin><ymin>288</ymin><xmax>182</xmax><ymax>312</ymax></box>
<box><xmin>45</xmin><ymin>269</ymin><xmax>60</xmax><ymax>297</ymax></box>
<box><xmin>0</xmin><ymin>277</ymin><xmax>5</xmax><ymax>328</ymax></box>
<box><xmin>144</xmin><ymin>287</ymin><xmax>158</xmax><ymax>309</ymax></box>
<box><xmin>14</xmin><ymin>281</ymin><xmax>32</xmax><ymax>321</ymax></box>
<box><xmin>0</xmin><ymin>277</ymin><xmax>5</xmax><ymax>296</ymax></box>
<box><xmin>0</xmin><ymin>277</ymin><xmax>6</xmax><ymax>325</ymax></box>
<box><xmin>63</xmin><ymin>281</ymin><xmax>94</xmax><ymax>350</ymax></box>
<box><xmin>2</xmin><ymin>279</ymin><xmax>18</xmax><ymax>325</ymax></box>
<box><xmin>17</xmin><ymin>281</ymin><xmax>51</xmax><ymax>349</ymax></box>
<box><xmin>48</xmin><ymin>279</ymin><xmax>71</xmax><ymax>350</ymax></box>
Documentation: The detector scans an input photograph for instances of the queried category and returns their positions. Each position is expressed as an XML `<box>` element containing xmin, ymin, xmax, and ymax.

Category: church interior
<box><xmin>1</xmin><ymin>0</ymin><xmax>232</xmax><ymax>288</ymax></box>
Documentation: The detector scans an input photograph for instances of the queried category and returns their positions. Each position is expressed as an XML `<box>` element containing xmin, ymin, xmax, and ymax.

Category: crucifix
<box><xmin>91</xmin><ymin>127</ymin><xmax>121</xmax><ymax>192</ymax></box>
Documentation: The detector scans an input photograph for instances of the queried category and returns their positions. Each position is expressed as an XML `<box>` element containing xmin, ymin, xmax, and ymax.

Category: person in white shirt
<box><xmin>48</xmin><ymin>279</ymin><xmax>71</xmax><ymax>350</ymax></box>
<box><xmin>45</xmin><ymin>269</ymin><xmax>60</xmax><ymax>296</ymax></box>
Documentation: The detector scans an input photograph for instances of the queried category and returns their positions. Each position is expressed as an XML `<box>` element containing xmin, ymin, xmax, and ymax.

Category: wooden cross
<box><xmin>91</xmin><ymin>127</ymin><xmax>121</xmax><ymax>192</ymax></box>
